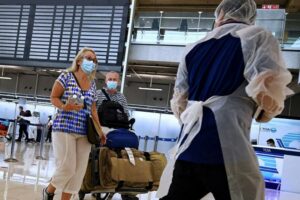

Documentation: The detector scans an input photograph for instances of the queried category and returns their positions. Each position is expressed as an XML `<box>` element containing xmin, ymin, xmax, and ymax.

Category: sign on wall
<box><xmin>262</xmin><ymin>4</ymin><xmax>280</xmax><ymax>9</ymax></box>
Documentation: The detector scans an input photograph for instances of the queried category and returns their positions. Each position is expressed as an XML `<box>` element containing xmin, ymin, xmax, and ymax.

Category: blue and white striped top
<box><xmin>52</xmin><ymin>72</ymin><xmax>98</xmax><ymax>135</ymax></box>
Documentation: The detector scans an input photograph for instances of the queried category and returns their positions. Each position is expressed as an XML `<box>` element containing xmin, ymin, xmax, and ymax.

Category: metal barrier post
<box><xmin>143</xmin><ymin>136</ymin><xmax>149</xmax><ymax>152</ymax></box>
<box><xmin>147</xmin><ymin>191</ymin><xmax>152</xmax><ymax>200</ymax></box>
<box><xmin>138</xmin><ymin>136</ymin><xmax>142</xmax><ymax>151</ymax></box>
<box><xmin>4</xmin><ymin>119</ymin><xmax>18</xmax><ymax>162</ymax></box>
<box><xmin>36</xmin><ymin>124</ymin><xmax>46</xmax><ymax>160</ymax></box>
<box><xmin>34</xmin><ymin>160</ymin><xmax>42</xmax><ymax>191</ymax></box>
<box><xmin>153</xmin><ymin>136</ymin><xmax>159</xmax><ymax>152</ymax></box>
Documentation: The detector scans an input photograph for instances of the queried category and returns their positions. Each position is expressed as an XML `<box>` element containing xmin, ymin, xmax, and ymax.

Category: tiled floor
<box><xmin>1</xmin><ymin>138</ymin><xmax>300</xmax><ymax>200</ymax></box>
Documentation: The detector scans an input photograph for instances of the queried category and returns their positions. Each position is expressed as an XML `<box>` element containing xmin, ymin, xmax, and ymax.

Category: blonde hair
<box><xmin>67</xmin><ymin>47</ymin><xmax>98</xmax><ymax>80</ymax></box>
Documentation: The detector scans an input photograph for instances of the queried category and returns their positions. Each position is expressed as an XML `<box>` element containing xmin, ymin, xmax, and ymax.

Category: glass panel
<box><xmin>133</xmin><ymin>9</ymin><xmax>300</xmax><ymax>50</ymax></box>
<box><xmin>156</xmin><ymin>114</ymin><xmax>181</xmax><ymax>154</ymax></box>
<box><xmin>256</xmin><ymin>9</ymin><xmax>286</xmax><ymax>44</ymax></box>
<box><xmin>131</xmin><ymin>110</ymin><xmax>160</xmax><ymax>151</ymax></box>
<box><xmin>134</xmin><ymin>30</ymin><xmax>159</xmax><ymax>44</ymax></box>
<box><xmin>284</xmin><ymin>13</ymin><xmax>300</xmax><ymax>50</ymax></box>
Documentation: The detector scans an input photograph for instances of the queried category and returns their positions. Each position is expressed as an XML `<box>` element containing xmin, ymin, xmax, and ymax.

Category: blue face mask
<box><xmin>107</xmin><ymin>81</ymin><xmax>118</xmax><ymax>90</ymax></box>
<box><xmin>81</xmin><ymin>58</ymin><xmax>96</xmax><ymax>74</ymax></box>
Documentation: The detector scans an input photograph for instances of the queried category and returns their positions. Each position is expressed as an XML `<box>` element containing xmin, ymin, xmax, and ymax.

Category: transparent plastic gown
<box><xmin>157</xmin><ymin>23</ymin><xmax>293</xmax><ymax>200</ymax></box>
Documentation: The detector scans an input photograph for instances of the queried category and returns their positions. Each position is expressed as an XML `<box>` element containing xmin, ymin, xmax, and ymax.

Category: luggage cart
<box><xmin>79</xmin><ymin>136</ymin><xmax>162</xmax><ymax>200</ymax></box>
<box><xmin>79</xmin><ymin>187</ymin><xmax>148</xmax><ymax>200</ymax></box>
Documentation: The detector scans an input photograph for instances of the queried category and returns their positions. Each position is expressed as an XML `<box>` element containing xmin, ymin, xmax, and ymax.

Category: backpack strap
<box><xmin>71</xmin><ymin>72</ymin><xmax>84</xmax><ymax>96</ymax></box>
<box><xmin>101</xmin><ymin>89</ymin><xmax>111</xmax><ymax>101</ymax></box>
<box><xmin>71</xmin><ymin>73</ymin><xmax>88</xmax><ymax>110</ymax></box>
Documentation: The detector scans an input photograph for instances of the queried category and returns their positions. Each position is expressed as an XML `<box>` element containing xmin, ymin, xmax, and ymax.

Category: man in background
<box><xmin>16</xmin><ymin>106</ymin><xmax>29</xmax><ymax>142</ymax></box>
<box><xmin>96</xmin><ymin>72</ymin><xmax>137</xmax><ymax>200</ymax></box>
<box><xmin>96</xmin><ymin>71</ymin><xmax>129</xmax><ymax>117</ymax></box>
<box><xmin>267</xmin><ymin>138</ymin><xmax>276</xmax><ymax>147</ymax></box>
<box><xmin>45</xmin><ymin>116</ymin><xmax>53</xmax><ymax>143</ymax></box>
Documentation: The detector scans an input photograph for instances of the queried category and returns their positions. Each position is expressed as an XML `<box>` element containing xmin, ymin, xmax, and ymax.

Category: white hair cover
<box><xmin>215</xmin><ymin>0</ymin><xmax>257</xmax><ymax>25</ymax></box>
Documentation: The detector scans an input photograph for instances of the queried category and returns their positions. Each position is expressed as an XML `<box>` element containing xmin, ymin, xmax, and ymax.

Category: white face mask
<box><xmin>81</xmin><ymin>58</ymin><xmax>96</xmax><ymax>74</ymax></box>
<box><xmin>107</xmin><ymin>81</ymin><xmax>118</xmax><ymax>90</ymax></box>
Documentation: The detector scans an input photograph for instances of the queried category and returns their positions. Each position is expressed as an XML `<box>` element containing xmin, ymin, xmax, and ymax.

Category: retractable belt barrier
<box><xmin>0</xmin><ymin>117</ymin><xmax>47</xmax><ymax>162</ymax></box>
<box><xmin>138</xmin><ymin>135</ymin><xmax>178</xmax><ymax>152</ymax></box>
<box><xmin>1</xmin><ymin>118</ymin><xmax>179</xmax><ymax>163</ymax></box>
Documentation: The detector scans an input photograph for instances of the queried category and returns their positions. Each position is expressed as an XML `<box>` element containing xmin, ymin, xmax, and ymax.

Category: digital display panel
<box><xmin>254</xmin><ymin>146</ymin><xmax>300</xmax><ymax>190</ymax></box>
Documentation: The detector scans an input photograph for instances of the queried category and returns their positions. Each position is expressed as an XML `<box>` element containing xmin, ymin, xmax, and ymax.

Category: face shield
<box><xmin>214</xmin><ymin>0</ymin><xmax>257</xmax><ymax>25</ymax></box>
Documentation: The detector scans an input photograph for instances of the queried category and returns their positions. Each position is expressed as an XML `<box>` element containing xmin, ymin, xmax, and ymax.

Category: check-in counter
<box><xmin>254</xmin><ymin>145</ymin><xmax>300</xmax><ymax>193</ymax></box>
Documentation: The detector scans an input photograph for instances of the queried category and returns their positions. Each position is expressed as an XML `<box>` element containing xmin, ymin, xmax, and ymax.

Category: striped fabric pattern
<box><xmin>96</xmin><ymin>89</ymin><xmax>130</xmax><ymax>117</ymax></box>
<box><xmin>52</xmin><ymin>72</ymin><xmax>98</xmax><ymax>135</ymax></box>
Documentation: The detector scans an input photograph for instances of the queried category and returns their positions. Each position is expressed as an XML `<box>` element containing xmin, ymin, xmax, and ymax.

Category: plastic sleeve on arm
<box><xmin>241</xmin><ymin>27</ymin><xmax>294</xmax><ymax>119</ymax></box>
<box><xmin>170</xmin><ymin>46</ymin><xmax>192</xmax><ymax>120</ymax></box>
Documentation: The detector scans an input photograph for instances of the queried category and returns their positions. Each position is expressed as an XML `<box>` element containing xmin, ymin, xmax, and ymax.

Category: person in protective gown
<box><xmin>157</xmin><ymin>0</ymin><xmax>294</xmax><ymax>200</ymax></box>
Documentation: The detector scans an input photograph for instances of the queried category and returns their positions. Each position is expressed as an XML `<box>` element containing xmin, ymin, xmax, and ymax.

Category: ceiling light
<box><xmin>138</xmin><ymin>87</ymin><xmax>162</xmax><ymax>91</ymax></box>
<box><xmin>138</xmin><ymin>76</ymin><xmax>163</xmax><ymax>91</ymax></box>
<box><xmin>139</xmin><ymin>74</ymin><xmax>175</xmax><ymax>79</ymax></box>
<box><xmin>0</xmin><ymin>67</ymin><xmax>12</xmax><ymax>80</ymax></box>
<box><xmin>128</xmin><ymin>73</ymin><xmax>175</xmax><ymax>80</ymax></box>
<box><xmin>0</xmin><ymin>76</ymin><xmax>12</xmax><ymax>80</ymax></box>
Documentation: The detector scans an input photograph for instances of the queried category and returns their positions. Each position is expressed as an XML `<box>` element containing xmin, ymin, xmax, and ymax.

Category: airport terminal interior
<box><xmin>0</xmin><ymin>0</ymin><xmax>300</xmax><ymax>199</ymax></box>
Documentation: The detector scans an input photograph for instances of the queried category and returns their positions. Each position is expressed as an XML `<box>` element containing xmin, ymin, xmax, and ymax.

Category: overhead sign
<box><xmin>262</xmin><ymin>4</ymin><xmax>280</xmax><ymax>9</ymax></box>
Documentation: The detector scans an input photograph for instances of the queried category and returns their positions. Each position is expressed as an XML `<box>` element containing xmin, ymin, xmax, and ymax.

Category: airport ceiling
<box><xmin>136</xmin><ymin>0</ymin><xmax>300</xmax><ymax>13</ymax></box>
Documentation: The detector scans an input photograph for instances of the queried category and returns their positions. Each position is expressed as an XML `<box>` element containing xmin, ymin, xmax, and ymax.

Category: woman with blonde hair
<box><xmin>43</xmin><ymin>47</ymin><xmax>106</xmax><ymax>200</ymax></box>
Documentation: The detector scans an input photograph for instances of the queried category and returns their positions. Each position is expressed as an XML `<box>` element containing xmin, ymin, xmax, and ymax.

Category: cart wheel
<box><xmin>95</xmin><ymin>193</ymin><xmax>110</xmax><ymax>200</ymax></box>
<box><xmin>78</xmin><ymin>190</ymin><xmax>85</xmax><ymax>200</ymax></box>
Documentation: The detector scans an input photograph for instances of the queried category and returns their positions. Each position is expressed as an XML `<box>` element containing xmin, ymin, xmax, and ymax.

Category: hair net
<box><xmin>215</xmin><ymin>0</ymin><xmax>257</xmax><ymax>25</ymax></box>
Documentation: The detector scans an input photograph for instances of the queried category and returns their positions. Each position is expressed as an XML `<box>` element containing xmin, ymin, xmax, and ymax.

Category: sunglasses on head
<box><xmin>83</xmin><ymin>56</ymin><xmax>98</xmax><ymax>64</ymax></box>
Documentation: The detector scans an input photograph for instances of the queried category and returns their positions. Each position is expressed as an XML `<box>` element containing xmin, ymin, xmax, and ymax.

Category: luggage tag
<box><xmin>125</xmin><ymin>147</ymin><xmax>135</xmax><ymax>166</ymax></box>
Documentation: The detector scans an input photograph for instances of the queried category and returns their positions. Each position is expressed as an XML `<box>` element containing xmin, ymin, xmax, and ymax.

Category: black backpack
<box><xmin>97</xmin><ymin>89</ymin><xmax>130</xmax><ymax>129</ymax></box>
